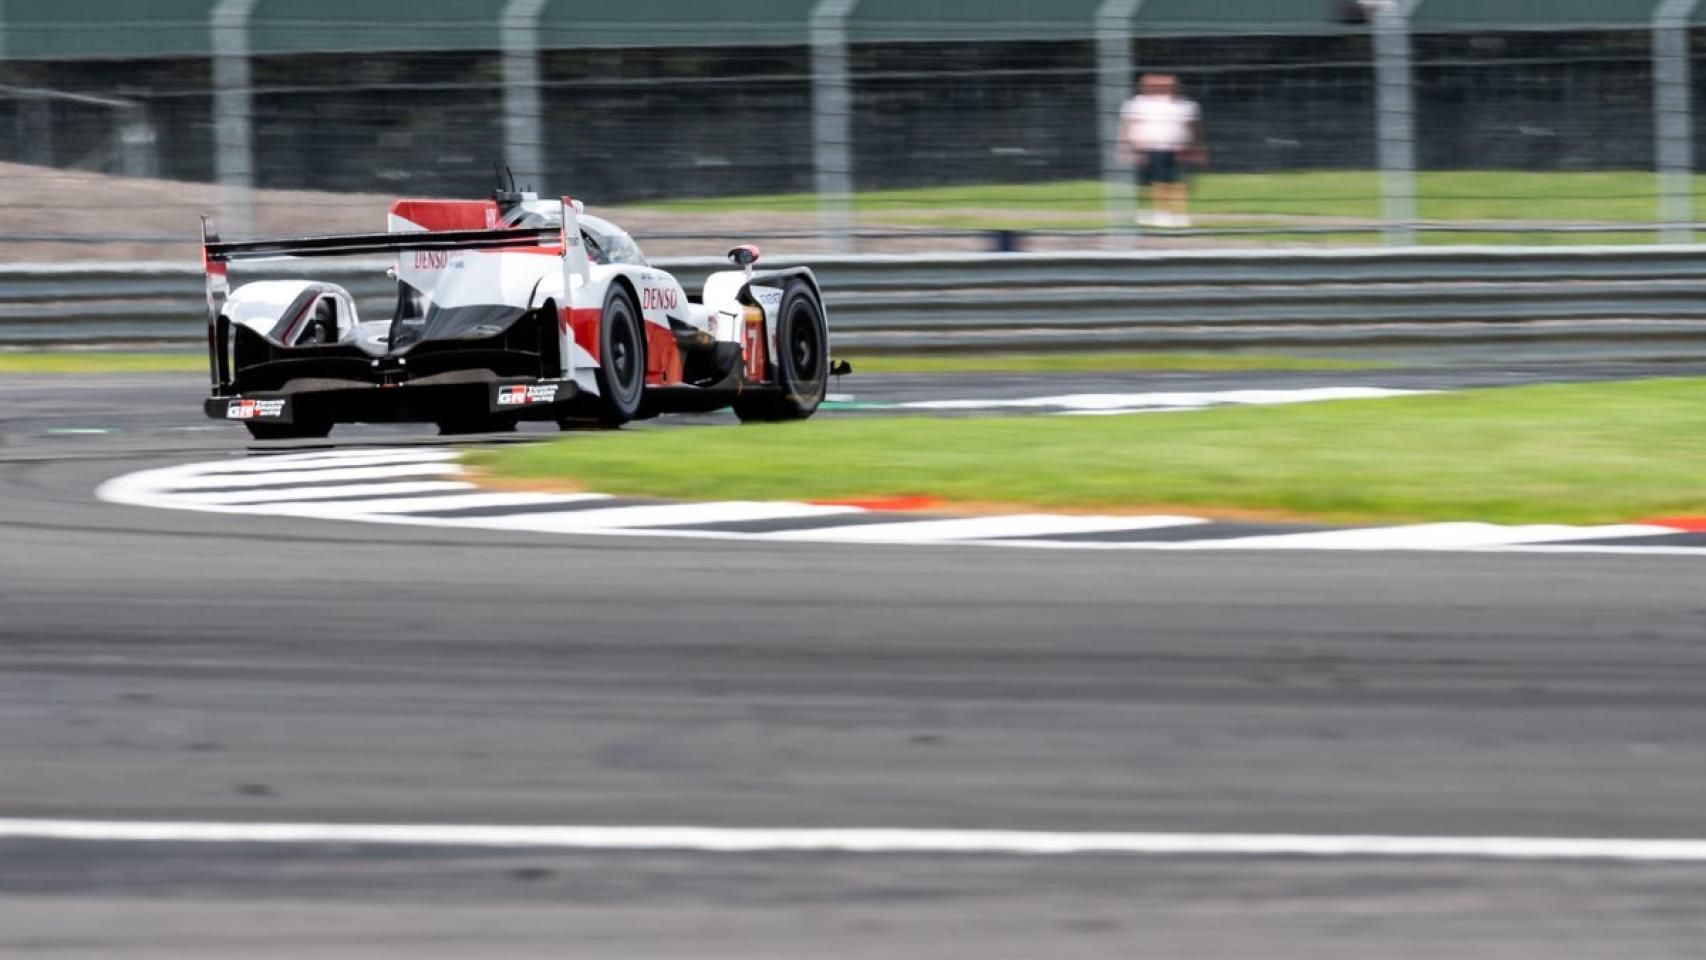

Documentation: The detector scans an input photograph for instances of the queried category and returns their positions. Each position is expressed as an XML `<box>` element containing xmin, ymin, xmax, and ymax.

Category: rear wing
<box><xmin>203</xmin><ymin>226</ymin><xmax>561</xmax><ymax>262</ymax></box>
<box><xmin>202</xmin><ymin>196</ymin><xmax>589</xmax><ymax>393</ymax></box>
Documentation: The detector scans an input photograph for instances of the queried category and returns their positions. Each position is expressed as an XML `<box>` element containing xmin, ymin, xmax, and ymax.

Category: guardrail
<box><xmin>4</xmin><ymin>246</ymin><xmax>1706</xmax><ymax>361</ymax></box>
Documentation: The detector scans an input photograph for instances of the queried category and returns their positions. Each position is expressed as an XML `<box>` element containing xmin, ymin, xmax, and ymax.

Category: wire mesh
<box><xmin>1415</xmin><ymin>31</ymin><xmax>1655</xmax><ymax>172</ymax></box>
<box><xmin>0</xmin><ymin>22</ymin><xmax>1699</xmax><ymax>259</ymax></box>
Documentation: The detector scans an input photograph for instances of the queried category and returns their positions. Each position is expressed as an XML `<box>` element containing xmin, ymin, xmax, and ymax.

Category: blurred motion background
<box><xmin>0</xmin><ymin>0</ymin><xmax>1702</xmax><ymax>259</ymax></box>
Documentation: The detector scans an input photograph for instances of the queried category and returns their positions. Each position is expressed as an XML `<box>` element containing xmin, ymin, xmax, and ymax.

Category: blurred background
<box><xmin>1</xmin><ymin>0</ymin><xmax>1704</xmax><ymax>261</ymax></box>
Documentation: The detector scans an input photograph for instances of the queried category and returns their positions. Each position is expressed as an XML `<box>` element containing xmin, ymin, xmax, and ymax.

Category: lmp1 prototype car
<box><xmin>201</xmin><ymin>187</ymin><xmax>843</xmax><ymax>439</ymax></box>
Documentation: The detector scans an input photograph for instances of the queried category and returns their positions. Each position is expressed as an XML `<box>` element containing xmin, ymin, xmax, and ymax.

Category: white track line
<box><xmin>3</xmin><ymin>819</ymin><xmax>1706</xmax><ymax>862</ymax></box>
<box><xmin>174</xmin><ymin>481</ymin><xmax>474</xmax><ymax>505</ymax></box>
<box><xmin>167</xmin><ymin>462</ymin><xmax>460</xmax><ymax>490</ymax></box>
<box><xmin>899</xmin><ymin>387</ymin><xmax>1426</xmax><ymax>413</ymax></box>
<box><xmin>1197</xmin><ymin>522</ymin><xmax>1677</xmax><ymax>551</ymax></box>
<box><xmin>235</xmin><ymin>447</ymin><xmax>454</xmax><ymax>462</ymax></box>
<box><xmin>1483</xmin><ymin>543</ymin><xmax>1706</xmax><ymax>556</ymax></box>
<box><xmin>469</xmin><ymin>500</ymin><xmax>862</xmax><ymax>532</ymax></box>
<box><xmin>763</xmin><ymin>513</ymin><xmax>1204</xmax><ymax>543</ymax></box>
<box><xmin>243</xmin><ymin>493</ymin><xmax>614</xmax><ymax>521</ymax></box>
<box><xmin>186</xmin><ymin>450</ymin><xmax>460</xmax><ymax>474</ymax></box>
<box><xmin>295</xmin><ymin>491</ymin><xmax>611</xmax><ymax>515</ymax></box>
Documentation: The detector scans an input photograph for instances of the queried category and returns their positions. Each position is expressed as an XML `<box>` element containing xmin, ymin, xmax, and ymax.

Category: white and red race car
<box><xmin>201</xmin><ymin>187</ymin><xmax>843</xmax><ymax>439</ymax></box>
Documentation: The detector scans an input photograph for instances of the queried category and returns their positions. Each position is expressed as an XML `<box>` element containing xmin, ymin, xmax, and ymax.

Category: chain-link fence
<box><xmin>2</xmin><ymin>10</ymin><xmax>1705</xmax><ymax>259</ymax></box>
<box><xmin>1415</xmin><ymin>31</ymin><xmax>1656</xmax><ymax>172</ymax></box>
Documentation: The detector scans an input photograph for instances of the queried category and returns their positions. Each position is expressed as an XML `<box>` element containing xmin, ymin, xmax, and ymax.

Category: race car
<box><xmin>200</xmin><ymin>186</ymin><xmax>844</xmax><ymax>439</ymax></box>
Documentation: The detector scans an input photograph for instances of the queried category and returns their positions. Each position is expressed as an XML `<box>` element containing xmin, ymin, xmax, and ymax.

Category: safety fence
<box><xmin>5</xmin><ymin>246</ymin><xmax>1706</xmax><ymax>362</ymax></box>
<box><xmin>9</xmin><ymin>4</ymin><xmax>1706</xmax><ymax>252</ymax></box>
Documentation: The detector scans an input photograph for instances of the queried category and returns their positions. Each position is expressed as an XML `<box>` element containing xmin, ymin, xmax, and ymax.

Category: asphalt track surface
<box><xmin>5</xmin><ymin>366</ymin><xmax>1706</xmax><ymax>958</ymax></box>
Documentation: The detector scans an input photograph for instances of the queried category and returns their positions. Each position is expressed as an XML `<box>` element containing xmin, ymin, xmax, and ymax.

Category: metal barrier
<box><xmin>4</xmin><ymin>246</ymin><xmax>1706</xmax><ymax>361</ymax></box>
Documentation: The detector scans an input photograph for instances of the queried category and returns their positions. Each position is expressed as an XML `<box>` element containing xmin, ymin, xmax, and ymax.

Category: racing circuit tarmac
<box><xmin>6</xmin><ymin>366</ymin><xmax>1706</xmax><ymax>958</ymax></box>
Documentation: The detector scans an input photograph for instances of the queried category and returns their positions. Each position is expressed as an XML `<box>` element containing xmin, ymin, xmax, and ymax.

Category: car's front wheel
<box><xmin>734</xmin><ymin>279</ymin><xmax>829</xmax><ymax>423</ymax></box>
<box><xmin>594</xmin><ymin>286</ymin><xmax>647</xmax><ymax>427</ymax></box>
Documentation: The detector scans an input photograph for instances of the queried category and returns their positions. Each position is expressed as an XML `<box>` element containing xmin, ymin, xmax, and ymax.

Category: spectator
<box><xmin>1120</xmin><ymin>74</ymin><xmax>1203</xmax><ymax>228</ymax></box>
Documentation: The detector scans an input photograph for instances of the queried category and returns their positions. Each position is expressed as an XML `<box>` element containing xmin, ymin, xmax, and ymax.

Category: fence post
<box><xmin>1655</xmin><ymin>0</ymin><xmax>1701</xmax><ymax>244</ymax></box>
<box><xmin>210</xmin><ymin>0</ymin><xmax>259</xmax><ymax>238</ymax></box>
<box><xmin>1372</xmin><ymin>1</ymin><xmax>1417</xmax><ymax>246</ymax></box>
<box><xmin>811</xmin><ymin>0</ymin><xmax>858</xmax><ymax>253</ymax></box>
<box><xmin>18</xmin><ymin>96</ymin><xmax>50</xmax><ymax>165</ymax></box>
<box><xmin>1096</xmin><ymin>0</ymin><xmax>1144</xmax><ymax>250</ymax></box>
<box><xmin>115</xmin><ymin>100</ymin><xmax>159</xmax><ymax>178</ymax></box>
<box><xmin>502</xmin><ymin>0</ymin><xmax>550</xmax><ymax>192</ymax></box>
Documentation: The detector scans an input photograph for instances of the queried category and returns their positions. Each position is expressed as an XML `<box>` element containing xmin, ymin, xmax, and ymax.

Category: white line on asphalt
<box><xmin>1487</xmin><ymin>544</ymin><xmax>1706</xmax><ymax>556</ymax></box>
<box><xmin>241</xmin><ymin>492</ymin><xmax>615</xmax><ymax>520</ymax></box>
<box><xmin>166</xmin><ymin>462</ymin><xmax>461</xmax><ymax>490</ymax></box>
<box><xmin>184</xmin><ymin>450</ymin><xmax>459</xmax><ymax>475</ymax></box>
<box><xmin>468</xmin><ymin>500</ymin><xmax>863</xmax><ymax>532</ymax></box>
<box><xmin>762</xmin><ymin>513</ymin><xmax>1204</xmax><ymax>543</ymax></box>
<box><xmin>4</xmin><ymin>820</ymin><xmax>1706</xmax><ymax>862</ymax></box>
<box><xmin>1194</xmin><ymin>522</ymin><xmax>1677</xmax><ymax>551</ymax></box>
<box><xmin>288</xmin><ymin>491</ymin><xmax>612</xmax><ymax>515</ymax></box>
<box><xmin>897</xmin><ymin>387</ymin><xmax>1427</xmax><ymax>413</ymax></box>
<box><xmin>172</xmin><ymin>481</ymin><xmax>477</xmax><ymax>506</ymax></box>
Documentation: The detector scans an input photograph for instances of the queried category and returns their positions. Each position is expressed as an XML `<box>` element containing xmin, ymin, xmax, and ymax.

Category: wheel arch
<box><xmin>744</xmin><ymin>266</ymin><xmax>824</xmax><ymax>312</ymax></box>
<box><xmin>607</xmin><ymin>271</ymin><xmax>642</xmax><ymax>313</ymax></box>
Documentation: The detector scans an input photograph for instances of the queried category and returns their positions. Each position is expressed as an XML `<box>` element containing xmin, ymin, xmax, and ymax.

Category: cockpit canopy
<box><xmin>580</xmin><ymin>215</ymin><xmax>646</xmax><ymax>267</ymax></box>
<box><xmin>496</xmin><ymin>196</ymin><xmax>646</xmax><ymax>267</ymax></box>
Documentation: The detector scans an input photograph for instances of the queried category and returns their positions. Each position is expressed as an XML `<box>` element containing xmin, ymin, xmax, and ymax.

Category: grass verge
<box><xmin>469</xmin><ymin>378</ymin><xmax>1706</xmax><ymax>526</ymax></box>
<box><xmin>634</xmin><ymin>171</ymin><xmax>1688</xmax><ymax>234</ymax></box>
<box><xmin>0</xmin><ymin>351</ymin><xmax>201</xmax><ymax>374</ymax></box>
<box><xmin>838</xmin><ymin>352</ymin><xmax>1388</xmax><ymax>374</ymax></box>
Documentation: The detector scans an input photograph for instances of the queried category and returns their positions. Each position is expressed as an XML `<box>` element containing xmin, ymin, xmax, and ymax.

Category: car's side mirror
<box><xmin>727</xmin><ymin>244</ymin><xmax>761</xmax><ymax>269</ymax></box>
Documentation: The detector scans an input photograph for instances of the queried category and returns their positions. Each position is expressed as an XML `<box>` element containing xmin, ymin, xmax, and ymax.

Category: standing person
<box><xmin>1120</xmin><ymin>74</ymin><xmax>1203</xmax><ymax>227</ymax></box>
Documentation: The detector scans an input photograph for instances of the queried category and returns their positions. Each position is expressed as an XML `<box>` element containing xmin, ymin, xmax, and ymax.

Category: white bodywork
<box><xmin>224</xmin><ymin>280</ymin><xmax>361</xmax><ymax>343</ymax></box>
<box><xmin>220</xmin><ymin>194</ymin><xmax>802</xmax><ymax>399</ymax></box>
<box><xmin>389</xmin><ymin>197</ymin><xmax>781</xmax><ymax>397</ymax></box>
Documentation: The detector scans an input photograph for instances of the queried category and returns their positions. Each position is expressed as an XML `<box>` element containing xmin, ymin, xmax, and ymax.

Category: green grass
<box><xmin>470</xmin><ymin>378</ymin><xmax>1706</xmax><ymax>526</ymax></box>
<box><xmin>1420</xmin><ymin>231</ymin><xmax>1664</xmax><ymax>247</ymax></box>
<box><xmin>840</xmin><ymin>352</ymin><xmax>1388</xmax><ymax>374</ymax></box>
<box><xmin>0</xmin><ymin>351</ymin><xmax>201</xmax><ymax>374</ymax></box>
<box><xmin>634</xmin><ymin>171</ymin><xmax>1694</xmax><ymax>232</ymax></box>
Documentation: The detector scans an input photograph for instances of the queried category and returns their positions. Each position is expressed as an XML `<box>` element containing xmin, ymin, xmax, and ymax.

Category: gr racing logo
<box><xmin>226</xmin><ymin>399</ymin><xmax>286</xmax><ymax>420</ymax></box>
<box><xmin>497</xmin><ymin>384</ymin><xmax>560</xmax><ymax>406</ymax></box>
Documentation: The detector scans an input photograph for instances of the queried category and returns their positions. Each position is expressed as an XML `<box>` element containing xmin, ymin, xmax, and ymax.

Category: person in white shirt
<box><xmin>1120</xmin><ymin>74</ymin><xmax>1204</xmax><ymax>228</ymax></box>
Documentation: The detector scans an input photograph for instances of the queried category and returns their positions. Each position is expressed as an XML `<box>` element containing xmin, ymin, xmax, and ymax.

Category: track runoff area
<box><xmin>53</xmin><ymin>370</ymin><xmax>1706</xmax><ymax>886</ymax></box>
<box><xmin>100</xmin><ymin>443</ymin><xmax>1706</xmax><ymax>555</ymax></box>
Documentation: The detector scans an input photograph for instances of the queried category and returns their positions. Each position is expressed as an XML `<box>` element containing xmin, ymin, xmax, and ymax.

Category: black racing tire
<box><xmin>594</xmin><ymin>285</ymin><xmax>646</xmax><ymax>427</ymax></box>
<box><xmin>244</xmin><ymin>420</ymin><xmax>332</xmax><ymax>441</ymax></box>
<box><xmin>733</xmin><ymin>279</ymin><xmax>829</xmax><ymax>423</ymax></box>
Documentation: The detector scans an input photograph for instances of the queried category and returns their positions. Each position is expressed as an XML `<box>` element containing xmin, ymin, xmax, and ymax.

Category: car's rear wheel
<box><xmin>594</xmin><ymin>286</ymin><xmax>646</xmax><ymax>427</ymax></box>
<box><xmin>734</xmin><ymin>279</ymin><xmax>829</xmax><ymax>423</ymax></box>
